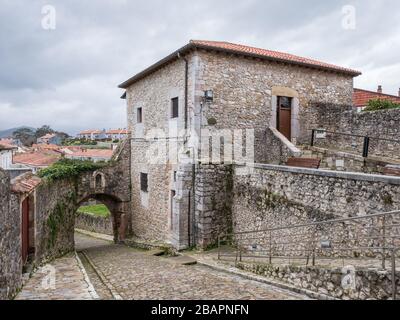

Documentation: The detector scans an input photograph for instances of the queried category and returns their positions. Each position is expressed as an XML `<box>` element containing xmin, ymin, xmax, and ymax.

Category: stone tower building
<box><xmin>119</xmin><ymin>40</ymin><xmax>361</xmax><ymax>250</ymax></box>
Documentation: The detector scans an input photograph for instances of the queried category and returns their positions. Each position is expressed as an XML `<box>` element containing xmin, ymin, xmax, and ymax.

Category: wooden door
<box><xmin>21</xmin><ymin>198</ymin><xmax>29</xmax><ymax>264</ymax></box>
<box><xmin>277</xmin><ymin>97</ymin><xmax>292</xmax><ymax>140</ymax></box>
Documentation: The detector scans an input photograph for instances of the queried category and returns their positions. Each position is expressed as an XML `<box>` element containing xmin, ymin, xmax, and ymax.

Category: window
<box><xmin>137</xmin><ymin>107</ymin><xmax>143</xmax><ymax>123</ymax></box>
<box><xmin>171</xmin><ymin>97</ymin><xmax>179</xmax><ymax>119</ymax></box>
<box><xmin>140</xmin><ymin>173</ymin><xmax>148</xmax><ymax>193</ymax></box>
<box><xmin>278</xmin><ymin>96</ymin><xmax>292</xmax><ymax>109</ymax></box>
<box><xmin>173</xmin><ymin>171</ymin><xmax>177</xmax><ymax>182</ymax></box>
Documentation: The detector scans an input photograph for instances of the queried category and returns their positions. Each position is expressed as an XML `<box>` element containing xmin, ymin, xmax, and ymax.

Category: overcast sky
<box><xmin>1</xmin><ymin>0</ymin><xmax>399</xmax><ymax>135</ymax></box>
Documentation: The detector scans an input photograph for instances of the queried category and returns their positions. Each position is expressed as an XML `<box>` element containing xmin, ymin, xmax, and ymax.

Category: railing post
<box><xmin>217</xmin><ymin>235</ymin><xmax>221</xmax><ymax>260</ymax></box>
<box><xmin>311</xmin><ymin>129</ymin><xmax>316</xmax><ymax>147</ymax></box>
<box><xmin>269</xmin><ymin>231</ymin><xmax>272</xmax><ymax>264</ymax></box>
<box><xmin>363</xmin><ymin>136</ymin><xmax>370</xmax><ymax>158</ymax></box>
<box><xmin>382</xmin><ymin>216</ymin><xmax>387</xmax><ymax>270</ymax></box>
<box><xmin>392</xmin><ymin>249</ymin><xmax>397</xmax><ymax>300</ymax></box>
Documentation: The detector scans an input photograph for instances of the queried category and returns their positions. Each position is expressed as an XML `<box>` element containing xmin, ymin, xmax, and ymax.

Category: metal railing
<box><xmin>310</xmin><ymin>129</ymin><xmax>400</xmax><ymax>158</ymax></box>
<box><xmin>218</xmin><ymin>210</ymin><xmax>400</xmax><ymax>299</ymax></box>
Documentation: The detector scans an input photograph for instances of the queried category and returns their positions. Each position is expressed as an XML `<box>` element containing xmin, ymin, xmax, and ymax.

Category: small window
<box><xmin>171</xmin><ymin>97</ymin><xmax>179</xmax><ymax>119</ymax></box>
<box><xmin>140</xmin><ymin>173</ymin><xmax>148</xmax><ymax>193</ymax></box>
<box><xmin>137</xmin><ymin>108</ymin><xmax>143</xmax><ymax>123</ymax></box>
<box><xmin>278</xmin><ymin>96</ymin><xmax>292</xmax><ymax>109</ymax></box>
<box><xmin>173</xmin><ymin>171</ymin><xmax>177</xmax><ymax>182</ymax></box>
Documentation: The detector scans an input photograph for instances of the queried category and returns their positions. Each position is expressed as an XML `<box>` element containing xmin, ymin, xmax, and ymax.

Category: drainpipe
<box><xmin>177</xmin><ymin>52</ymin><xmax>189</xmax><ymax>132</ymax></box>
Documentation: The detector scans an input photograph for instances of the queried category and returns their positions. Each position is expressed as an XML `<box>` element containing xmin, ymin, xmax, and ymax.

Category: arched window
<box><xmin>95</xmin><ymin>173</ymin><xmax>104</xmax><ymax>188</ymax></box>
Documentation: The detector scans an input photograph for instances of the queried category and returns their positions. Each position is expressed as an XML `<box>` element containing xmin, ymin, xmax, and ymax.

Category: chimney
<box><xmin>377</xmin><ymin>85</ymin><xmax>383</xmax><ymax>93</ymax></box>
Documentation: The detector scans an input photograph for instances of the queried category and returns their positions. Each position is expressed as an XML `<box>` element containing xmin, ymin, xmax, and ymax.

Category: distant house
<box><xmin>12</xmin><ymin>151</ymin><xmax>61</xmax><ymax>173</ymax></box>
<box><xmin>65</xmin><ymin>149</ymin><xmax>113</xmax><ymax>163</ymax></box>
<box><xmin>353</xmin><ymin>86</ymin><xmax>400</xmax><ymax>111</ymax></box>
<box><xmin>37</xmin><ymin>133</ymin><xmax>62</xmax><ymax>145</ymax></box>
<box><xmin>0</xmin><ymin>143</ymin><xmax>17</xmax><ymax>169</ymax></box>
<box><xmin>77</xmin><ymin>129</ymin><xmax>107</xmax><ymax>141</ymax></box>
<box><xmin>106</xmin><ymin>129</ymin><xmax>129</xmax><ymax>141</ymax></box>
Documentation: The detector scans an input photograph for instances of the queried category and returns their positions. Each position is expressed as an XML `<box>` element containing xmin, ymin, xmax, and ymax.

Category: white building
<box><xmin>0</xmin><ymin>144</ymin><xmax>17</xmax><ymax>169</ymax></box>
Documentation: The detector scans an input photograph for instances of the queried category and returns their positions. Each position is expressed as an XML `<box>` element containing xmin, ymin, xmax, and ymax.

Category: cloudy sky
<box><xmin>0</xmin><ymin>0</ymin><xmax>399</xmax><ymax>135</ymax></box>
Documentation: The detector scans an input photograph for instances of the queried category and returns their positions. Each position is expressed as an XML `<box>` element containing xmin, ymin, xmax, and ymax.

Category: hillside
<box><xmin>0</xmin><ymin>126</ymin><xmax>35</xmax><ymax>138</ymax></box>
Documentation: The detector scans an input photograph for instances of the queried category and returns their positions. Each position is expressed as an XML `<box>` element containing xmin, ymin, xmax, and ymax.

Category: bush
<box><xmin>363</xmin><ymin>99</ymin><xmax>400</xmax><ymax>112</ymax></box>
<box><xmin>38</xmin><ymin>158</ymin><xmax>107</xmax><ymax>181</ymax></box>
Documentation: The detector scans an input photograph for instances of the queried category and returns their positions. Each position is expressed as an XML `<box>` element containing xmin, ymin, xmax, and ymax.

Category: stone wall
<box><xmin>194</xmin><ymin>164</ymin><xmax>233</xmax><ymax>249</ymax></box>
<box><xmin>306</xmin><ymin>105</ymin><xmax>400</xmax><ymax>159</ymax></box>
<box><xmin>75</xmin><ymin>213</ymin><xmax>113</xmax><ymax>236</ymax></box>
<box><xmin>34</xmin><ymin>179</ymin><xmax>76</xmax><ymax>264</ymax></box>
<box><xmin>0</xmin><ymin>169</ymin><xmax>22</xmax><ymax>300</ymax></box>
<box><xmin>232</xmin><ymin>164</ymin><xmax>400</xmax><ymax>236</ymax></box>
<box><xmin>237</xmin><ymin>262</ymin><xmax>399</xmax><ymax>300</ymax></box>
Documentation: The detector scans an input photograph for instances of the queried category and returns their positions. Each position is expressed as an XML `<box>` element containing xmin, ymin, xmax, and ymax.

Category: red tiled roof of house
<box><xmin>119</xmin><ymin>40</ymin><xmax>361</xmax><ymax>88</ymax></box>
<box><xmin>106</xmin><ymin>129</ymin><xmax>129</xmax><ymax>134</ymax></box>
<box><xmin>11</xmin><ymin>173</ymin><xmax>42</xmax><ymax>194</ymax></box>
<box><xmin>0</xmin><ymin>139</ymin><xmax>18</xmax><ymax>150</ymax></box>
<box><xmin>32</xmin><ymin>144</ymin><xmax>61</xmax><ymax>151</ymax></box>
<box><xmin>13</xmin><ymin>152</ymin><xmax>61</xmax><ymax>167</ymax></box>
<box><xmin>69</xmin><ymin>149</ymin><xmax>114</xmax><ymax>158</ymax></box>
<box><xmin>353</xmin><ymin>88</ymin><xmax>400</xmax><ymax>107</ymax></box>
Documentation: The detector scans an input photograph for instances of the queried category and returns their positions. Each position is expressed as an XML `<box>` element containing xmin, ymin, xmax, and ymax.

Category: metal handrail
<box><xmin>308</xmin><ymin>129</ymin><xmax>400</xmax><ymax>144</ymax></box>
<box><xmin>218</xmin><ymin>210</ymin><xmax>400</xmax><ymax>299</ymax></box>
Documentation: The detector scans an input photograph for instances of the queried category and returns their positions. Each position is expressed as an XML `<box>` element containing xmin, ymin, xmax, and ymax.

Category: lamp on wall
<box><xmin>204</xmin><ymin>90</ymin><xmax>214</xmax><ymax>102</ymax></box>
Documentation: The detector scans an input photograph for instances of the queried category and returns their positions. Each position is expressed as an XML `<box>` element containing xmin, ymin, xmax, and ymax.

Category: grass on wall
<box><xmin>77</xmin><ymin>204</ymin><xmax>111</xmax><ymax>218</ymax></box>
<box><xmin>363</xmin><ymin>99</ymin><xmax>400</xmax><ymax>112</ymax></box>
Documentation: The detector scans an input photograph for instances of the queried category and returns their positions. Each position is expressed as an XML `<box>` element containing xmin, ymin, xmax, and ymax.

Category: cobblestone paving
<box><xmin>81</xmin><ymin>235</ymin><xmax>308</xmax><ymax>300</ymax></box>
<box><xmin>16</xmin><ymin>254</ymin><xmax>94</xmax><ymax>300</ymax></box>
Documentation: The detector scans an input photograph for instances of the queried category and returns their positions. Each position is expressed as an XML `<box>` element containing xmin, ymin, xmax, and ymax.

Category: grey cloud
<box><xmin>0</xmin><ymin>0</ymin><xmax>399</xmax><ymax>134</ymax></box>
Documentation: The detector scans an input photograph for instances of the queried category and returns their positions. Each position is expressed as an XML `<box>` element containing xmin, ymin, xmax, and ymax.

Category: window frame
<box><xmin>171</xmin><ymin>97</ymin><xmax>179</xmax><ymax>119</ymax></box>
<box><xmin>140</xmin><ymin>173</ymin><xmax>148</xmax><ymax>193</ymax></box>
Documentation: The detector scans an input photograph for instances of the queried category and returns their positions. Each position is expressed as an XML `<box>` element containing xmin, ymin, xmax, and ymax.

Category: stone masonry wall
<box><xmin>34</xmin><ymin>179</ymin><xmax>76</xmax><ymax>264</ymax></box>
<box><xmin>233</xmin><ymin>164</ymin><xmax>400</xmax><ymax>236</ymax></box>
<box><xmin>306</xmin><ymin>105</ymin><xmax>400</xmax><ymax>159</ymax></box>
<box><xmin>195</xmin><ymin>164</ymin><xmax>233</xmax><ymax>249</ymax></box>
<box><xmin>0</xmin><ymin>169</ymin><xmax>22</xmax><ymax>300</ymax></box>
<box><xmin>75</xmin><ymin>213</ymin><xmax>113</xmax><ymax>236</ymax></box>
<box><xmin>195</xmin><ymin>50</ymin><xmax>354</xmax><ymax>152</ymax></box>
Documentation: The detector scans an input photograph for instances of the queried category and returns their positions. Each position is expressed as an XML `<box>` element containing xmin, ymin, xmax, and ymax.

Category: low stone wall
<box><xmin>306</xmin><ymin>104</ymin><xmax>400</xmax><ymax>159</ymax></box>
<box><xmin>75</xmin><ymin>213</ymin><xmax>113</xmax><ymax>236</ymax></box>
<box><xmin>0</xmin><ymin>169</ymin><xmax>22</xmax><ymax>300</ymax></box>
<box><xmin>237</xmin><ymin>262</ymin><xmax>399</xmax><ymax>300</ymax></box>
<box><xmin>232</xmin><ymin>164</ymin><xmax>400</xmax><ymax>236</ymax></box>
<box><xmin>263</xmin><ymin>127</ymin><xmax>302</xmax><ymax>165</ymax></box>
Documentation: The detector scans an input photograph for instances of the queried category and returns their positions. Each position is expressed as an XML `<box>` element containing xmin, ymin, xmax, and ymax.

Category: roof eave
<box><xmin>118</xmin><ymin>42</ymin><xmax>361</xmax><ymax>89</ymax></box>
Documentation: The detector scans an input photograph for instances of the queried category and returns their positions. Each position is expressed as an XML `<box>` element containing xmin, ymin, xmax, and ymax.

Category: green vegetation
<box><xmin>64</xmin><ymin>138</ymin><xmax>98</xmax><ymax>146</ymax></box>
<box><xmin>38</xmin><ymin>159</ymin><xmax>107</xmax><ymax>181</ymax></box>
<box><xmin>363</xmin><ymin>99</ymin><xmax>400</xmax><ymax>112</ymax></box>
<box><xmin>77</xmin><ymin>204</ymin><xmax>111</xmax><ymax>218</ymax></box>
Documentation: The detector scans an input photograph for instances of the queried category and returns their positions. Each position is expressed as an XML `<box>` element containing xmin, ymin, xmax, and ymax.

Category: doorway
<box><xmin>277</xmin><ymin>96</ymin><xmax>292</xmax><ymax>140</ymax></box>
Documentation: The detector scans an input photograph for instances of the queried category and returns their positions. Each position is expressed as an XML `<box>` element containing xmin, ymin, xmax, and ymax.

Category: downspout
<box><xmin>177</xmin><ymin>51</ymin><xmax>191</xmax><ymax>247</ymax></box>
<box><xmin>177</xmin><ymin>52</ymin><xmax>189</xmax><ymax>132</ymax></box>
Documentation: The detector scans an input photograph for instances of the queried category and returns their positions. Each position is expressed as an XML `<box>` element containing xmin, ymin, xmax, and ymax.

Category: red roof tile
<box><xmin>13</xmin><ymin>152</ymin><xmax>61</xmax><ymax>167</ymax></box>
<box><xmin>106</xmin><ymin>129</ymin><xmax>129</xmax><ymax>135</ymax></box>
<box><xmin>119</xmin><ymin>40</ymin><xmax>361</xmax><ymax>88</ymax></box>
<box><xmin>69</xmin><ymin>149</ymin><xmax>113</xmax><ymax>158</ymax></box>
<box><xmin>353</xmin><ymin>88</ymin><xmax>400</xmax><ymax>107</ymax></box>
<box><xmin>11</xmin><ymin>173</ymin><xmax>42</xmax><ymax>194</ymax></box>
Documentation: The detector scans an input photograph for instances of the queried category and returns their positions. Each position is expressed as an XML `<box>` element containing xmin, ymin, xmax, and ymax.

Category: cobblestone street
<box><xmin>16</xmin><ymin>232</ymin><xmax>308</xmax><ymax>300</ymax></box>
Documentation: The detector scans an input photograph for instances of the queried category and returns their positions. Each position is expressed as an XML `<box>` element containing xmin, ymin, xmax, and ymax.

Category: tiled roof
<box><xmin>32</xmin><ymin>144</ymin><xmax>61</xmax><ymax>151</ymax></box>
<box><xmin>106</xmin><ymin>129</ymin><xmax>129</xmax><ymax>134</ymax></box>
<box><xmin>119</xmin><ymin>40</ymin><xmax>361</xmax><ymax>88</ymax></box>
<box><xmin>68</xmin><ymin>149</ymin><xmax>114</xmax><ymax>158</ymax></box>
<box><xmin>353</xmin><ymin>88</ymin><xmax>400</xmax><ymax>107</ymax></box>
<box><xmin>13</xmin><ymin>152</ymin><xmax>61</xmax><ymax>167</ymax></box>
<box><xmin>11</xmin><ymin>173</ymin><xmax>42</xmax><ymax>194</ymax></box>
<box><xmin>0</xmin><ymin>139</ymin><xmax>18</xmax><ymax>150</ymax></box>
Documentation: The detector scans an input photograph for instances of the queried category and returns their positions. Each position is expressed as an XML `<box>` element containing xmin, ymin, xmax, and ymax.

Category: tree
<box><xmin>13</xmin><ymin>128</ymin><xmax>36</xmax><ymax>146</ymax></box>
<box><xmin>35</xmin><ymin>125</ymin><xmax>55</xmax><ymax>138</ymax></box>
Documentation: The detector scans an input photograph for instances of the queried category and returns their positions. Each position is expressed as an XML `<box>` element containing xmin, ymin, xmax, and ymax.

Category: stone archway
<box><xmin>76</xmin><ymin>193</ymin><xmax>130</xmax><ymax>243</ymax></box>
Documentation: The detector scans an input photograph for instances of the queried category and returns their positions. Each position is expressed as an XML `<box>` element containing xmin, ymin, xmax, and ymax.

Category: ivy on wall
<box><xmin>38</xmin><ymin>159</ymin><xmax>107</xmax><ymax>182</ymax></box>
